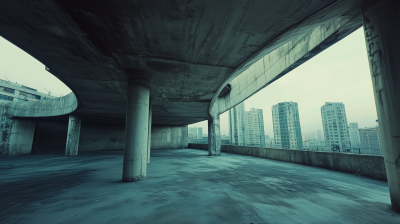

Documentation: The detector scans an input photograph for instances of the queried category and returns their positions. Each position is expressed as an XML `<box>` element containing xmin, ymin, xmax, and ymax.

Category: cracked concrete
<box><xmin>1</xmin><ymin>149</ymin><xmax>399</xmax><ymax>223</ymax></box>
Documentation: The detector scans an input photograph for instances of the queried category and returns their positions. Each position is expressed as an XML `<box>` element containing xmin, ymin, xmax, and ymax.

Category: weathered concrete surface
<box><xmin>0</xmin><ymin>113</ymin><xmax>35</xmax><ymax>156</ymax></box>
<box><xmin>189</xmin><ymin>144</ymin><xmax>387</xmax><ymax>181</ymax></box>
<box><xmin>123</xmin><ymin>80</ymin><xmax>149</xmax><ymax>182</ymax></box>
<box><xmin>208</xmin><ymin>115</ymin><xmax>221</xmax><ymax>156</ymax></box>
<box><xmin>6</xmin><ymin>93</ymin><xmax>77</xmax><ymax>118</ymax></box>
<box><xmin>147</xmin><ymin>104</ymin><xmax>152</xmax><ymax>164</ymax></box>
<box><xmin>65</xmin><ymin>116</ymin><xmax>81</xmax><ymax>156</ymax></box>
<box><xmin>210</xmin><ymin>15</ymin><xmax>360</xmax><ymax>116</ymax></box>
<box><xmin>79</xmin><ymin>122</ymin><xmax>125</xmax><ymax>152</ymax></box>
<box><xmin>29</xmin><ymin>119</ymin><xmax>189</xmax><ymax>154</ymax></box>
<box><xmin>1</xmin><ymin>149</ymin><xmax>399</xmax><ymax>223</ymax></box>
<box><xmin>0</xmin><ymin>1</ymin><xmax>364</xmax><ymax>125</ymax></box>
<box><xmin>151</xmin><ymin>126</ymin><xmax>188</xmax><ymax>150</ymax></box>
<box><xmin>362</xmin><ymin>0</ymin><xmax>400</xmax><ymax>211</ymax></box>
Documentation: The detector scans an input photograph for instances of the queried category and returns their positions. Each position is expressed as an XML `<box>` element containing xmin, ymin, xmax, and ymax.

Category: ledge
<box><xmin>188</xmin><ymin>143</ymin><xmax>386</xmax><ymax>181</ymax></box>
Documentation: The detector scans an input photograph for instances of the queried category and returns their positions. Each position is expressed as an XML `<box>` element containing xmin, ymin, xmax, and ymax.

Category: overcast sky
<box><xmin>0</xmin><ymin>36</ymin><xmax>72</xmax><ymax>97</ymax></box>
<box><xmin>0</xmin><ymin>27</ymin><xmax>377</xmax><ymax>138</ymax></box>
<box><xmin>190</xmin><ymin>27</ymin><xmax>378</xmax><ymax>137</ymax></box>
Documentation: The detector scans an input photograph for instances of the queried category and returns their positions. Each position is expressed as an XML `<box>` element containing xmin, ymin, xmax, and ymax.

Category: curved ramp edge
<box><xmin>5</xmin><ymin>92</ymin><xmax>78</xmax><ymax>118</ymax></box>
<box><xmin>209</xmin><ymin>16</ymin><xmax>354</xmax><ymax>117</ymax></box>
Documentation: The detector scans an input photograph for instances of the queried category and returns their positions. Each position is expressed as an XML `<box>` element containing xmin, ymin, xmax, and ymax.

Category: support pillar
<box><xmin>122</xmin><ymin>78</ymin><xmax>149</xmax><ymax>182</ymax></box>
<box><xmin>147</xmin><ymin>104</ymin><xmax>152</xmax><ymax>164</ymax></box>
<box><xmin>362</xmin><ymin>0</ymin><xmax>400</xmax><ymax>211</ymax></box>
<box><xmin>65</xmin><ymin>115</ymin><xmax>81</xmax><ymax>156</ymax></box>
<box><xmin>208</xmin><ymin>114</ymin><xmax>221</xmax><ymax>156</ymax></box>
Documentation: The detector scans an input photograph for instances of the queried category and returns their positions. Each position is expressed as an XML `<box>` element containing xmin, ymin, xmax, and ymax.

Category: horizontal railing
<box><xmin>188</xmin><ymin>143</ymin><xmax>386</xmax><ymax>181</ymax></box>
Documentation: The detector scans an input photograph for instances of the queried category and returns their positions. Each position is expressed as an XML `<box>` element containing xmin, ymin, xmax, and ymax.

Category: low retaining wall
<box><xmin>188</xmin><ymin>143</ymin><xmax>387</xmax><ymax>181</ymax></box>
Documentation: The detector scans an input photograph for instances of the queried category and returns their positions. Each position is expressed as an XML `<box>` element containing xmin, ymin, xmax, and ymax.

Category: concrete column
<box><xmin>65</xmin><ymin>115</ymin><xmax>81</xmax><ymax>156</ymax></box>
<box><xmin>147</xmin><ymin>104</ymin><xmax>152</xmax><ymax>164</ymax></box>
<box><xmin>208</xmin><ymin>115</ymin><xmax>221</xmax><ymax>156</ymax></box>
<box><xmin>362</xmin><ymin>0</ymin><xmax>400</xmax><ymax>211</ymax></box>
<box><xmin>122</xmin><ymin>78</ymin><xmax>149</xmax><ymax>182</ymax></box>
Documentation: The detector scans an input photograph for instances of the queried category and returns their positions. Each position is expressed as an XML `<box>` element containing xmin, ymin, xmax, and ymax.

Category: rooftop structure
<box><xmin>0</xmin><ymin>79</ymin><xmax>56</xmax><ymax>102</ymax></box>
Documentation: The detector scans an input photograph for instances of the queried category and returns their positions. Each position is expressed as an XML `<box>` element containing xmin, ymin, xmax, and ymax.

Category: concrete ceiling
<box><xmin>0</xmin><ymin>0</ymin><xmax>365</xmax><ymax>126</ymax></box>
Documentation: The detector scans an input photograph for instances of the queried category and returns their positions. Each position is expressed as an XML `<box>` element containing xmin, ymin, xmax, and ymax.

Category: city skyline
<box><xmin>189</xmin><ymin>27</ymin><xmax>377</xmax><ymax>137</ymax></box>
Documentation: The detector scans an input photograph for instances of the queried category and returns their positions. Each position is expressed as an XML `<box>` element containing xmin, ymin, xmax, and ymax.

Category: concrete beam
<box><xmin>65</xmin><ymin>115</ymin><xmax>81</xmax><ymax>156</ymax></box>
<box><xmin>362</xmin><ymin>0</ymin><xmax>400</xmax><ymax>212</ymax></box>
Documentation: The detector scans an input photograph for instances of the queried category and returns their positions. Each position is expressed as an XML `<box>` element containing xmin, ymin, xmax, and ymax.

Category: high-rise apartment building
<box><xmin>197</xmin><ymin>127</ymin><xmax>203</xmax><ymax>139</ymax></box>
<box><xmin>188</xmin><ymin>127</ymin><xmax>197</xmax><ymax>139</ymax></box>
<box><xmin>359</xmin><ymin>126</ymin><xmax>382</xmax><ymax>149</ymax></box>
<box><xmin>272</xmin><ymin>102</ymin><xmax>303</xmax><ymax>149</ymax></box>
<box><xmin>348</xmin><ymin>122</ymin><xmax>361</xmax><ymax>148</ymax></box>
<box><xmin>245</xmin><ymin>108</ymin><xmax>265</xmax><ymax>147</ymax></box>
<box><xmin>229</xmin><ymin>102</ymin><xmax>246</xmax><ymax>145</ymax></box>
<box><xmin>321</xmin><ymin>102</ymin><xmax>350</xmax><ymax>148</ymax></box>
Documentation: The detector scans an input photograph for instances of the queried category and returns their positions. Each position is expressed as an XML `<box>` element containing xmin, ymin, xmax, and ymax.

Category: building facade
<box><xmin>188</xmin><ymin>127</ymin><xmax>197</xmax><ymax>139</ymax></box>
<box><xmin>0</xmin><ymin>79</ymin><xmax>56</xmax><ymax>102</ymax></box>
<box><xmin>348</xmin><ymin>122</ymin><xmax>361</xmax><ymax>148</ymax></box>
<box><xmin>321</xmin><ymin>102</ymin><xmax>351</xmax><ymax>148</ymax></box>
<box><xmin>229</xmin><ymin>102</ymin><xmax>246</xmax><ymax>146</ymax></box>
<box><xmin>359</xmin><ymin>126</ymin><xmax>382</xmax><ymax>149</ymax></box>
<box><xmin>244</xmin><ymin>108</ymin><xmax>265</xmax><ymax>147</ymax></box>
<box><xmin>272</xmin><ymin>102</ymin><xmax>303</xmax><ymax>149</ymax></box>
<box><xmin>197</xmin><ymin>127</ymin><xmax>203</xmax><ymax>139</ymax></box>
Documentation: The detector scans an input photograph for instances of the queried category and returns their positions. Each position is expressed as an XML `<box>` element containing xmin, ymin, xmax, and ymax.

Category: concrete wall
<box><xmin>188</xmin><ymin>144</ymin><xmax>386</xmax><ymax>181</ymax></box>
<box><xmin>151</xmin><ymin>125</ymin><xmax>188</xmax><ymax>150</ymax></box>
<box><xmin>7</xmin><ymin>92</ymin><xmax>77</xmax><ymax>118</ymax></box>
<box><xmin>30</xmin><ymin>121</ymin><xmax>188</xmax><ymax>154</ymax></box>
<box><xmin>79</xmin><ymin>123</ymin><xmax>125</xmax><ymax>151</ymax></box>
<box><xmin>0</xmin><ymin>105</ymin><xmax>36</xmax><ymax>156</ymax></box>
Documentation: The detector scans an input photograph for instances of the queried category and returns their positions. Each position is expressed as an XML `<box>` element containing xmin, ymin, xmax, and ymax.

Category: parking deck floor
<box><xmin>1</xmin><ymin>149</ymin><xmax>399</xmax><ymax>223</ymax></box>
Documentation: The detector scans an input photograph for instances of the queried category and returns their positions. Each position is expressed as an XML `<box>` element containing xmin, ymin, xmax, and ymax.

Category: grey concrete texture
<box><xmin>3</xmin><ymin>93</ymin><xmax>77</xmax><ymax>118</ymax></box>
<box><xmin>123</xmin><ymin>82</ymin><xmax>150</xmax><ymax>182</ymax></box>
<box><xmin>190</xmin><ymin>144</ymin><xmax>387</xmax><ymax>181</ymax></box>
<box><xmin>208</xmin><ymin>116</ymin><xmax>221</xmax><ymax>156</ymax></box>
<box><xmin>1</xmin><ymin>149</ymin><xmax>399</xmax><ymax>223</ymax></box>
<box><xmin>210</xmin><ymin>14</ymin><xmax>361</xmax><ymax>116</ymax></box>
<box><xmin>0</xmin><ymin>104</ymin><xmax>36</xmax><ymax>156</ymax></box>
<box><xmin>362</xmin><ymin>0</ymin><xmax>400</xmax><ymax>211</ymax></box>
<box><xmin>65</xmin><ymin>115</ymin><xmax>81</xmax><ymax>156</ymax></box>
<box><xmin>0</xmin><ymin>1</ymin><xmax>364</xmax><ymax>126</ymax></box>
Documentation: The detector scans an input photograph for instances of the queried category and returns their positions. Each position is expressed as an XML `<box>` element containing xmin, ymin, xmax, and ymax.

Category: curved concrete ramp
<box><xmin>5</xmin><ymin>92</ymin><xmax>78</xmax><ymax>118</ymax></box>
<box><xmin>210</xmin><ymin>16</ymin><xmax>356</xmax><ymax>116</ymax></box>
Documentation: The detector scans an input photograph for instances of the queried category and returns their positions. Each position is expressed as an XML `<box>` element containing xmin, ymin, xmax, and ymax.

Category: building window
<box><xmin>0</xmin><ymin>94</ymin><xmax>13</xmax><ymax>101</ymax></box>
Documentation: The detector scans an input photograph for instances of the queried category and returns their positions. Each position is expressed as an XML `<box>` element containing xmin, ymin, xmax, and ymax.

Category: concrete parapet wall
<box><xmin>7</xmin><ymin>92</ymin><xmax>77</xmax><ymax>118</ymax></box>
<box><xmin>0</xmin><ymin>104</ymin><xmax>36</xmax><ymax>156</ymax></box>
<box><xmin>188</xmin><ymin>144</ymin><xmax>387</xmax><ymax>181</ymax></box>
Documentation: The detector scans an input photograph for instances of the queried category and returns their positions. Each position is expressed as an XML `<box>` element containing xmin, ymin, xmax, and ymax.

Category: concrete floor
<box><xmin>1</xmin><ymin>149</ymin><xmax>399</xmax><ymax>224</ymax></box>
